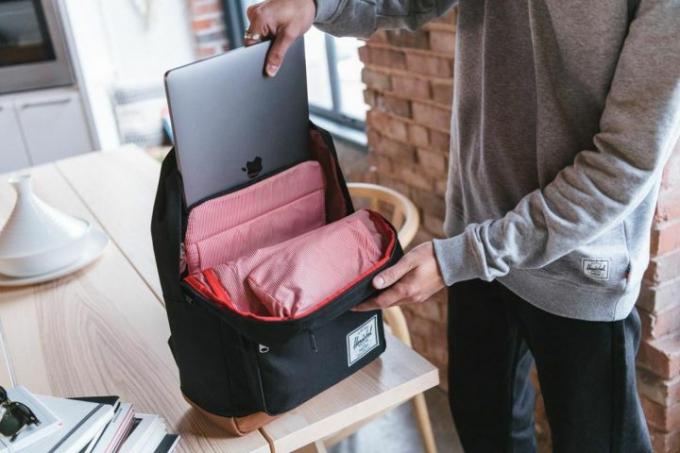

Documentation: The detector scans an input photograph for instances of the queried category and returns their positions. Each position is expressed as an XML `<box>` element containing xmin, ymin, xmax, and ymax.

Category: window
<box><xmin>224</xmin><ymin>1</ymin><xmax>367</xmax><ymax>142</ymax></box>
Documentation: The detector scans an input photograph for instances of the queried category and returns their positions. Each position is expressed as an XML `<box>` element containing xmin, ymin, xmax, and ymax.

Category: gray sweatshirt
<box><xmin>315</xmin><ymin>0</ymin><xmax>680</xmax><ymax>321</ymax></box>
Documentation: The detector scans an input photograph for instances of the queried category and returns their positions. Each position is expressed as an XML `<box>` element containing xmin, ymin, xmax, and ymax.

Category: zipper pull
<box><xmin>258</xmin><ymin>344</ymin><xmax>270</xmax><ymax>353</ymax></box>
<box><xmin>308</xmin><ymin>331</ymin><xmax>319</xmax><ymax>352</ymax></box>
<box><xmin>179</xmin><ymin>243</ymin><xmax>187</xmax><ymax>274</ymax></box>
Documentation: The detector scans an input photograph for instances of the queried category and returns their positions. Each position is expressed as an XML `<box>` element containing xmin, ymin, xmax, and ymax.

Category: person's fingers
<box><xmin>244</xmin><ymin>4</ymin><xmax>270</xmax><ymax>46</ymax></box>
<box><xmin>372</xmin><ymin>255</ymin><xmax>417</xmax><ymax>290</ymax></box>
<box><xmin>245</xmin><ymin>3</ymin><xmax>258</xmax><ymax>22</ymax></box>
<box><xmin>265</xmin><ymin>28</ymin><xmax>296</xmax><ymax>76</ymax></box>
<box><xmin>353</xmin><ymin>281</ymin><xmax>414</xmax><ymax>311</ymax></box>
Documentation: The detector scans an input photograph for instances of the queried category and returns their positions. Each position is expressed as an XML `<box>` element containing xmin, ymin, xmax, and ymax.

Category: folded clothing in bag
<box><xmin>184</xmin><ymin>160</ymin><xmax>326</xmax><ymax>273</ymax></box>
<box><xmin>187</xmin><ymin>209</ymin><xmax>387</xmax><ymax>319</ymax></box>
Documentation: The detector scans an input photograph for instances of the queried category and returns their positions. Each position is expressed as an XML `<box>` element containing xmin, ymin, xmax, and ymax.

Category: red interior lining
<box><xmin>191</xmin><ymin>211</ymin><xmax>396</xmax><ymax>322</ymax></box>
<box><xmin>184</xmin><ymin>160</ymin><xmax>326</xmax><ymax>274</ymax></box>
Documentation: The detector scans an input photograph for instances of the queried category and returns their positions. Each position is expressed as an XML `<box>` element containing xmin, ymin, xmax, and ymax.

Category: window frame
<box><xmin>223</xmin><ymin>1</ymin><xmax>366</xmax><ymax>134</ymax></box>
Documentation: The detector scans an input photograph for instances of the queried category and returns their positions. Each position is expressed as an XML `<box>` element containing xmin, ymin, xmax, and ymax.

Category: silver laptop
<box><xmin>165</xmin><ymin>38</ymin><xmax>310</xmax><ymax>207</ymax></box>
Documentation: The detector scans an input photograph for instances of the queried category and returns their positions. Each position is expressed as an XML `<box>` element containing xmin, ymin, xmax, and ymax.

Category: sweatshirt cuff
<box><xmin>432</xmin><ymin>233</ymin><xmax>481</xmax><ymax>286</ymax></box>
<box><xmin>314</xmin><ymin>0</ymin><xmax>345</xmax><ymax>23</ymax></box>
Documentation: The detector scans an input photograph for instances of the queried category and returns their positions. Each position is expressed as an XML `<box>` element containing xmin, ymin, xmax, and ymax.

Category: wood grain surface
<box><xmin>0</xmin><ymin>154</ymin><xmax>269</xmax><ymax>453</ymax></box>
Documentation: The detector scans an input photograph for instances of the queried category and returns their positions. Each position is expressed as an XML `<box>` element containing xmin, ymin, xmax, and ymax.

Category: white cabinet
<box><xmin>0</xmin><ymin>100</ymin><xmax>31</xmax><ymax>173</ymax></box>
<box><xmin>15</xmin><ymin>89</ymin><xmax>93</xmax><ymax>165</ymax></box>
<box><xmin>0</xmin><ymin>88</ymin><xmax>93</xmax><ymax>172</ymax></box>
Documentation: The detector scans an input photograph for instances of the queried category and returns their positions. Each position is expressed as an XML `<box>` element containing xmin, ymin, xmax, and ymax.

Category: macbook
<box><xmin>164</xmin><ymin>38</ymin><xmax>310</xmax><ymax>207</ymax></box>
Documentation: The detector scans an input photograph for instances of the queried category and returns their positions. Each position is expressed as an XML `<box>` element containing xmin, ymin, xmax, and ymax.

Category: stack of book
<box><xmin>0</xmin><ymin>386</ymin><xmax>179</xmax><ymax>452</ymax></box>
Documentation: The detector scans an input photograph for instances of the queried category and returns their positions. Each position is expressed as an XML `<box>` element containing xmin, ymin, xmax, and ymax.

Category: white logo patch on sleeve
<box><xmin>347</xmin><ymin>315</ymin><xmax>380</xmax><ymax>367</ymax></box>
<box><xmin>582</xmin><ymin>258</ymin><xmax>610</xmax><ymax>281</ymax></box>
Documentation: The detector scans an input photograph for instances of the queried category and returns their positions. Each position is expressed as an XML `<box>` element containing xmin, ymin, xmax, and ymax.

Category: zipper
<box><xmin>179</xmin><ymin>243</ymin><xmax>187</xmax><ymax>274</ymax></box>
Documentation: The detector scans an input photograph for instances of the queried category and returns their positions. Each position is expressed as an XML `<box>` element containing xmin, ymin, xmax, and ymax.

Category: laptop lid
<box><xmin>165</xmin><ymin>38</ymin><xmax>310</xmax><ymax>207</ymax></box>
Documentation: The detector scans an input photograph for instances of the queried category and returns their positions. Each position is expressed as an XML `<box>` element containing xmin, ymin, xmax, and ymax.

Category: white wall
<box><xmin>61</xmin><ymin>0</ymin><xmax>196</xmax><ymax>149</ymax></box>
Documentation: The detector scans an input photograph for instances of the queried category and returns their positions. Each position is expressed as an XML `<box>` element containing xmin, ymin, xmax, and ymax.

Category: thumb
<box><xmin>265</xmin><ymin>29</ymin><xmax>296</xmax><ymax>77</ymax></box>
<box><xmin>373</xmin><ymin>257</ymin><xmax>417</xmax><ymax>290</ymax></box>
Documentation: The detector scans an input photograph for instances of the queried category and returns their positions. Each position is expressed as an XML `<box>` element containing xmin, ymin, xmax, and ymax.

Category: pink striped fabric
<box><xmin>192</xmin><ymin>210</ymin><xmax>388</xmax><ymax>319</ymax></box>
<box><xmin>184</xmin><ymin>161</ymin><xmax>326</xmax><ymax>273</ymax></box>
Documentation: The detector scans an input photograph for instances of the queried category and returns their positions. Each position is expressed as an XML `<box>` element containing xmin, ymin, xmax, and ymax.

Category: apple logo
<box><xmin>242</xmin><ymin>156</ymin><xmax>263</xmax><ymax>179</ymax></box>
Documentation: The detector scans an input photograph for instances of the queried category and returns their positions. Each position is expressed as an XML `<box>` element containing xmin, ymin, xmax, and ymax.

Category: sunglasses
<box><xmin>0</xmin><ymin>386</ymin><xmax>41</xmax><ymax>442</ymax></box>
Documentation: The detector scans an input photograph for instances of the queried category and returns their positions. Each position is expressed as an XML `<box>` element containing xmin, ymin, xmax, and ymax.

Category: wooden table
<box><xmin>0</xmin><ymin>148</ymin><xmax>439</xmax><ymax>452</ymax></box>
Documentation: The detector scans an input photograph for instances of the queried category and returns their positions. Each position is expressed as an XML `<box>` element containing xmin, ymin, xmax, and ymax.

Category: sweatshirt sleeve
<box><xmin>433</xmin><ymin>0</ymin><xmax>680</xmax><ymax>285</ymax></box>
<box><xmin>314</xmin><ymin>0</ymin><xmax>458</xmax><ymax>38</ymax></box>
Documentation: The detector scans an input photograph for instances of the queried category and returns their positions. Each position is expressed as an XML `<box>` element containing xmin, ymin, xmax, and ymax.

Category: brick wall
<box><xmin>637</xmin><ymin>142</ymin><xmax>680</xmax><ymax>452</ymax></box>
<box><xmin>186</xmin><ymin>0</ymin><xmax>229</xmax><ymax>58</ymax></box>
<box><xmin>355</xmin><ymin>6</ymin><xmax>680</xmax><ymax>453</ymax></box>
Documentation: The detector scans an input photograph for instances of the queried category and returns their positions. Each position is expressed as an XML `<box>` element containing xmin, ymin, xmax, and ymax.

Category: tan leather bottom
<box><xmin>183</xmin><ymin>393</ymin><xmax>277</xmax><ymax>436</ymax></box>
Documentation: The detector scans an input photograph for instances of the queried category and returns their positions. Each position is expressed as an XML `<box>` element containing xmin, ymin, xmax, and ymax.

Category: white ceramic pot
<box><xmin>0</xmin><ymin>174</ymin><xmax>91</xmax><ymax>277</ymax></box>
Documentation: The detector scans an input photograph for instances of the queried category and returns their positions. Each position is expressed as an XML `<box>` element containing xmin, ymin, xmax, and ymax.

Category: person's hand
<box><xmin>353</xmin><ymin>241</ymin><xmax>446</xmax><ymax>311</ymax></box>
<box><xmin>244</xmin><ymin>0</ymin><xmax>316</xmax><ymax>77</ymax></box>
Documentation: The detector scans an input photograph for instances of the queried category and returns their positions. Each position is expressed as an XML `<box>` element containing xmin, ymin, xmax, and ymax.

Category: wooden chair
<box><xmin>325</xmin><ymin>182</ymin><xmax>437</xmax><ymax>453</ymax></box>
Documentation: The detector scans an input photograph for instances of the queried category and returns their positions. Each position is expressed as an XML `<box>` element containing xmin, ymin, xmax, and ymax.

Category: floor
<box><xmin>329</xmin><ymin>388</ymin><xmax>464</xmax><ymax>453</ymax></box>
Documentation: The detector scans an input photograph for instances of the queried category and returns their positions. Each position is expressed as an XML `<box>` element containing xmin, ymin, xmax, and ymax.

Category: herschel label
<box><xmin>347</xmin><ymin>315</ymin><xmax>379</xmax><ymax>367</ymax></box>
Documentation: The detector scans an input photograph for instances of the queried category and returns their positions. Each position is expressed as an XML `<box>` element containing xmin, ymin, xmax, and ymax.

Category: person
<box><xmin>243</xmin><ymin>0</ymin><xmax>680</xmax><ymax>451</ymax></box>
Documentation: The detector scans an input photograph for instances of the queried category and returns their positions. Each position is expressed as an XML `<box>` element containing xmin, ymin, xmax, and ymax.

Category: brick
<box><xmin>429</xmin><ymin>130</ymin><xmax>451</xmax><ymax>152</ymax></box>
<box><xmin>391</xmin><ymin>75</ymin><xmax>431</xmax><ymax>100</ymax></box>
<box><xmin>370</xmin><ymin>30</ymin><xmax>389</xmax><ymax>44</ymax></box>
<box><xmin>416</xmin><ymin>148</ymin><xmax>448</xmax><ymax>172</ymax></box>
<box><xmin>429</xmin><ymin>30</ymin><xmax>456</xmax><ymax>54</ymax></box>
<box><xmin>440</xmin><ymin>295</ymin><xmax>448</xmax><ymax>320</ymax></box>
<box><xmin>412</xmin><ymin>228</ymin><xmax>435</xmax><ymax>247</ymax></box>
<box><xmin>651</xmin><ymin>219</ymin><xmax>680</xmax><ymax>255</ymax></box>
<box><xmin>361</xmin><ymin>67</ymin><xmax>392</xmax><ymax>91</ymax></box>
<box><xmin>660</xmin><ymin>143</ymin><xmax>680</xmax><ymax>193</ymax></box>
<box><xmin>385</xmin><ymin>29</ymin><xmax>430</xmax><ymax>49</ymax></box>
<box><xmin>412</xmin><ymin>102</ymin><xmax>452</xmax><ymax>131</ymax></box>
<box><xmin>640</xmin><ymin>302</ymin><xmax>680</xmax><ymax>339</ymax></box>
<box><xmin>369</xmin><ymin>155</ymin><xmax>394</xmax><ymax>174</ymax></box>
<box><xmin>638</xmin><ymin>277</ymin><xmax>680</xmax><ymax>313</ymax></box>
<box><xmin>378</xmin><ymin>175</ymin><xmax>412</xmax><ymax>196</ymax></box>
<box><xmin>638</xmin><ymin>367</ymin><xmax>680</xmax><ymax>407</ymax></box>
<box><xmin>367</xmin><ymin>46</ymin><xmax>407</xmax><ymax>69</ymax></box>
<box><xmin>642</xmin><ymin>397</ymin><xmax>680</xmax><ymax>432</ymax></box>
<box><xmin>375</xmin><ymin>93</ymin><xmax>411</xmax><ymax>118</ymax></box>
<box><xmin>407</xmin><ymin>314</ymin><xmax>442</xmax><ymax>339</ymax></box>
<box><xmin>650</xmin><ymin>427</ymin><xmax>680</xmax><ymax>453</ymax></box>
<box><xmin>191</xmin><ymin>2</ymin><xmax>222</xmax><ymax>15</ymax></box>
<box><xmin>368</xmin><ymin>131</ymin><xmax>416</xmax><ymax>161</ymax></box>
<box><xmin>410</xmin><ymin>188</ymin><xmax>446</xmax><ymax>218</ymax></box>
<box><xmin>423</xmin><ymin>213</ymin><xmax>445</xmax><ymax>237</ymax></box>
<box><xmin>363</xmin><ymin>89</ymin><xmax>377</xmax><ymax>107</ymax></box>
<box><xmin>417</xmin><ymin>295</ymin><xmax>444</xmax><ymax>322</ymax></box>
<box><xmin>358</xmin><ymin>45</ymin><xmax>371</xmax><ymax>63</ymax></box>
<box><xmin>395</xmin><ymin>165</ymin><xmax>434</xmax><ymax>191</ymax></box>
<box><xmin>656</xmin><ymin>193</ymin><xmax>680</xmax><ymax>223</ymax></box>
<box><xmin>367</xmin><ymin>110</ymin><xmax>409</xmax><ymax>142</ymax></box>
<box><xmin>192</xmin><ymin>17</ymin><xmax>222</xmax><ymax>31</ymax></box>
<box><xmin>405</xmin><ymin>52</ymin><xmax>453</xmax><ymax>77</ymax></box>
<box><xmin>408</xmin><ymin>124</ymin><xmax>429</xmax><ymax>147</ymax></box>
<box><xmin>638</xmin><ymin>334</ymin><xmax>680</xmax><ymax>379</ymax></box>
<box><xmin>432</xmin><ymin>80</ymin><xmax>454</xmax><ymax>106</ymax></box>
<box><xmin>438</xmin><ymin>8</ymin><xmax>458</xmax><ymax>26</ymax></box>
<box><xmin>197</xmin><ymin>45</ymin><xmax>222</xmax><ymax>58</ymax></box>
<box><xmin>644</xmin><ymin>250</ymin><xmax>680</xmax><ymax>284</ymax></box>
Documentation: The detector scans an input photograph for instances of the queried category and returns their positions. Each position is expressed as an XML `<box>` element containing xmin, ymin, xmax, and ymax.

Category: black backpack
<box><xmin>150</xmin><ymin>123</ymin><xmax>403</xmax><ymax>430</ymax></box>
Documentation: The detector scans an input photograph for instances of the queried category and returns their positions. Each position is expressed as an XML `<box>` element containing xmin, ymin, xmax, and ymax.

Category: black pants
<box><xmin>448</xmin><ymin>279</ymin><xmax>651</xmax><ymax>453</ymax></box>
